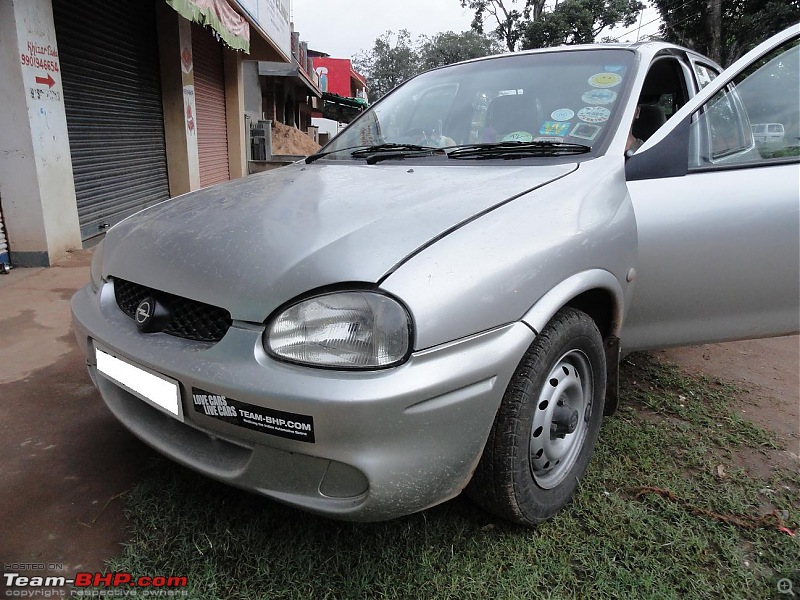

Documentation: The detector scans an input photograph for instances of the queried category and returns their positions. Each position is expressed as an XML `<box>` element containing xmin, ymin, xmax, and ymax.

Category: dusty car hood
<box><xmin>103</xmin><ymin>161</ymin><xmax>576</xmax><ymax>322</ymax></box>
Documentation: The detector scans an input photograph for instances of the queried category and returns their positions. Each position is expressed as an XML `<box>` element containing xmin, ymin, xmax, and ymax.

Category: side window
<box><xmin>633</xmin><ymin>57</ymin><xmax>690</xmax><ymax>145</ymax></box>
<box><xmin>693</xmin><ymin>62</ymin><xmax>720</xmax><ymax>89</ymax></box>
<box><xmin>690</xmin><ymin>37</ymin><xmax>800</xmax><ymax>168</ymax></box>
<box><xmin>694</xmin><ymin>86</ymin><xmax>753</xmax><ymax>162</ymax></box>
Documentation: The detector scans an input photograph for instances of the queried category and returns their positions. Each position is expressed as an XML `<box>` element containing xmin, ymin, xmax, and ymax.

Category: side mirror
<box><xmin>625</xmin><ymin>116</ymin><xmax>691</xmax><ymax>181</ymax></box>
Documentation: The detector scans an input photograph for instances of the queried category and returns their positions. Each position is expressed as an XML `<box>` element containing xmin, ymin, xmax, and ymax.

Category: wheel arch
<box><xmin>521</xmin><ymin>270</ymin><xmax>625</xmax><ymax>415</ymax></box>
<box><xmin>521</xmin><ymin>269</ymin><xmax>624</xmax><ymax>338</ymax></box>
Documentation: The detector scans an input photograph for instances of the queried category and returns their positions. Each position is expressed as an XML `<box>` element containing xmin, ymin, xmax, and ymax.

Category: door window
<box><xmin>632</xmin><ymin>57</ymin><xmax>690</xmax><ymax>145</ymax></box>
<box><xmin>693</xmin><ymin>63</ymin><xmax>719</xmax><ymax>89</ymax></box>
<box><xmin>690</xmin><ymin>37</ymin><xmax>800</xmax><ymax>168</ymax></box>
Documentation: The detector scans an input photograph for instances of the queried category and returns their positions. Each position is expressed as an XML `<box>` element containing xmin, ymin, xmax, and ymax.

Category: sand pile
<box><xmin>271</xmin><ymin>121</ymin><xmax>321</xmax><ymax>156</ymax></box>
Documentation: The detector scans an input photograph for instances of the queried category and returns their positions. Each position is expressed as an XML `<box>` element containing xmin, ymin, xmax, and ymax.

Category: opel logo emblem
<box><xmin>135</xmin><ymin>298</ymin><xmax>154</xmax><ymax>327</ymax></box>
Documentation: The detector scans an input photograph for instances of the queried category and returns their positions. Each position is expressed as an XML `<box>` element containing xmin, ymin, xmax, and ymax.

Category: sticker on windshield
<box><xmin>603</xmin><ymin>64</ymin><xmax>626</xmax><ymax>73</ymax></box>
<box><xmin>533</xmin><ymin>136</ymin><xmax>565</xmax><ymax>143</ymax></box>
<box><xmin>539</xmin><ymin>121</ymin><xmax>571</xmax><ymax>136</ymax></box>
<box><xmin>502</xmin><ymin>131</ymin><xmax>534</xmax><ymax>142</ymax></box>
<box><xmin>569</xmin><ymin>123</ymin><xmax>602</xmax><ymax>141</ymax></box>
<box><xmin>588</xmin><ymin>72</ymin><xmax>622</xmax><ymax>88</ymax></box>
<box><xmin>577</xmin><ymin>106</ymin><xmax>611</xmax><ymax>123</ymax></box>
<box><xmin>581</xmin><ymin>89</ymin><xmax>617</xmax><ymax>105</ymax></box>
<box><xmin>192</xmin><ymin>388</ymin><xmax>315</xmax><ymax>443</ymax></box>
<box><xmin>550</xmin><ymin>108</ymin><xmax>575</xmax><ymax>122</ymax></box>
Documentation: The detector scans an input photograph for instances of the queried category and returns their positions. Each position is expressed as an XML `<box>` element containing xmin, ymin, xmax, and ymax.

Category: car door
<box><xmin>621</xmin><ymin>24</ymin><xmax>800</xmax><ymax>352</ymax></box>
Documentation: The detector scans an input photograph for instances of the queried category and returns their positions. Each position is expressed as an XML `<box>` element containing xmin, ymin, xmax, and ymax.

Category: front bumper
<box><xmin>71</xmin><ymin>282</ymin><xmax>535</xmax><ymax>521</ymax></box>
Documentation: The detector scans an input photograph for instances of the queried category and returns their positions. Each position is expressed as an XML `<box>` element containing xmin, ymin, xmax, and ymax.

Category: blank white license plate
<box><xmin>95</xmin><ymin>347</ymin><xmax>182</xmax><ymax>420</ymax></box>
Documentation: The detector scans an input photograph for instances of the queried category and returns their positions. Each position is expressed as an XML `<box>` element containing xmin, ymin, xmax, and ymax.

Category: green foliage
<box><xmin>653</xmin><ymin>0</ymin><xmax>800</xmax><ymax>66</ymax></box>
<box><xmin>521</xmin><ymin>0</ymin><xmax>644</xmax><ymax>48</ymax></box>
<box><xmin>460</xmin><ymin>0</ymin><xmax>543</xmax><ymax>51</ymax></box>
<box><xmin>419</xmin><ymin>31</ymin><xmax>503</xmax><ymax>71</ymax></box>
<box><xmin>352</xmin><ymin>30</ymin><xmax>419</xmax><ymax>103</ymax></box>
<box><xmin>353</xmin><ymin>30</ymin><xmax>499</xmax><ymax>101</ymax></box>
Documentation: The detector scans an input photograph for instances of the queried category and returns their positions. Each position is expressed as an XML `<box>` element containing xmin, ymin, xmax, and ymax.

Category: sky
<box><xmin>290</xmin><ymin>0</ymin><xmax>663</xmax><ymax>61</ymax></box>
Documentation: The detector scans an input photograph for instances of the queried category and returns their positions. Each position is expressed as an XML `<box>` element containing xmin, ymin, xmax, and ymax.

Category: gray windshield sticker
<box><xmin>570</xmin><ymin>123</ymin><xmax>602</xmax><ymax>141</ymax></box>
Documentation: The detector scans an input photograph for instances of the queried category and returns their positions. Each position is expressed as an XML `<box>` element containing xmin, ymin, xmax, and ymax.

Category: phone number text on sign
<box><xmin>29</xmin><ymin>88</ymin><xmax>62</xmax><ymax>102</ymax></box>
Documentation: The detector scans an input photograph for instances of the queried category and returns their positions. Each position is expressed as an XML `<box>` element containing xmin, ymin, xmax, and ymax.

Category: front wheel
<box><xmin>467</xmin><ymin>307</ymin><xmax>606</xmax><ymax>525</ymax></box>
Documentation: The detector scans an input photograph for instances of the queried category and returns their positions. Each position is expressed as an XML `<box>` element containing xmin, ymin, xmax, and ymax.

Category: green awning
<box><xmin>319</xmin><ymin>93</ymin><xmax>368</xmax><ymax>123</ymax></box>
<box><xmin>166</xmin><ymin>0</ymin><xmax>250</xmax><ymax>52</ymax></box>
<box><xmin>321</xmin><ymin>92</ymin><xmax>367</xmax><ymax>109</ymax></box>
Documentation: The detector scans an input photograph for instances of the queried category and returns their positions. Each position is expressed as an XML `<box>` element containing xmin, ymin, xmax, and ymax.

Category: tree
<box><xmin>460</xmin><ymin>0</ymin><xmax>547</xmax><ymax>51</ymax></box>
<box><xmin>653</xmin><ymin>0</ymin><xmax>800</xmax><ymax>66</ymax></box>
<box><xmin>352</xmin><ymin>30</ymin><xmax>419</xmax><ymax>101</ymax></box>
<box><xmin>418</xmin><ymin>30</ymin><xmax>502</xmax><ymax>70</ymax></box>
<box><xmin>354</xmin><ymin>30</ymin><xmax>499</xmax><ymax>101</ymax></box>
<box><xmin>521</xmin><ymin>0</ymin><xmax>644</xmax><ymax>48</ymax></box>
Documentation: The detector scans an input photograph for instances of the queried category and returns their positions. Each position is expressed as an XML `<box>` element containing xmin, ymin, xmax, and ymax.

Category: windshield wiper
<box><xmin>305</xmin><ymin>145</ymin><xmax>370</xmax><ymax>164</ymax></box>
<box><xmin>350</xmin><ymin>143</ymin><xmax>439</xmax><ymax>157</ymax></box>
<box><xmin>307</xmin><ymin>143</ymin><xmax>440</xmax><ymax>165</ymax></box>
<box><xmin>308</xmin><ymin>141</ymin><xmax>589</xmax><ymax>164</ymax></box>
<box><xmin>445</xmin><ymin>141</ymin><xmax>591</xmax><ymax>160</ymax></box>
<box><xmin>347</xmin><ymin>143</ymin><xmax>442</xmax><ymax>165</ymax></box>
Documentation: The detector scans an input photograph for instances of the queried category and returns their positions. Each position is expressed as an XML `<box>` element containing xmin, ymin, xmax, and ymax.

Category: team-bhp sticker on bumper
<box><xmin>192</xmin><ymin>389</ymin><xmax>315</xmax><ymax>443</ymax></box>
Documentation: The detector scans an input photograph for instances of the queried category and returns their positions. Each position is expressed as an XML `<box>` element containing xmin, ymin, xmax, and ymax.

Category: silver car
<box><xmin>72</xmin><ymin>25</ymin><xmax>799</xmax><ymax>525</ymax></box>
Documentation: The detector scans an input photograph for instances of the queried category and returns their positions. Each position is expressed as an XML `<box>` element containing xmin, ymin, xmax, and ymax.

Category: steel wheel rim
<box><xmin>529</xmin><ymin>349</ymin><xmax>593</xmax><ymax>489</ymax></box>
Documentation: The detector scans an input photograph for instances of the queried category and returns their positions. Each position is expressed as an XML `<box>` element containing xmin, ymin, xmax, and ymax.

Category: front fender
<box><xmin>521</xmin><ymin>269</ymin><xmax>625</xmax><ymax>336</ymax></box>
<box><xmin>381</xmin><ymin>157</ymin><xmax>638</xmax><ymax>351</ymax></box>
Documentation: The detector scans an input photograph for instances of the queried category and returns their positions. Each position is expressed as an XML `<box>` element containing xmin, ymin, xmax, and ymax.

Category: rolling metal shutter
<box><xmin>52</xmin><ymin>0</ymin><xmax>170</xmax><ymax>241</ymax></box>
<box><xmin>192</xmin><ymin>23</ymin><xmax>230</xmax><ymax>187</ymax></box>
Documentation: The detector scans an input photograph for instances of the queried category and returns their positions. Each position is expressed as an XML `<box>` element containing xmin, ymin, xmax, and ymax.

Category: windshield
<box><xmin>324</xmin><ymin>48</ymin><xmax>636</xmax><ymax>158</ymax></box>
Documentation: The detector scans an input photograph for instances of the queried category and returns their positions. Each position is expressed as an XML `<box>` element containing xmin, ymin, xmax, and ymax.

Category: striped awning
<box><xmin>166</xmin><ymin>0</ymin><xmax>249</xmax><ymax>52</ymax></box>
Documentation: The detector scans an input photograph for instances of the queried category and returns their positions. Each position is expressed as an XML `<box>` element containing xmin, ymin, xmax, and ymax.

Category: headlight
<box><xmin>265</xmin><ymin>291</ymin><xmax>412</xmax><ymax>369</ymax></box>
<box><xmin>90</xmin><ymin>240</ymin><xmax>104</xmax><ymax>292</ymax></box>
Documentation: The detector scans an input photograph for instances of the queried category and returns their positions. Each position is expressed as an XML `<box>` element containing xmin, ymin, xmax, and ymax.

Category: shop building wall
<box><xmin>0</xmin><ymin>0</ymin><xmax>81</xmax><ymax>266</ymax></box>
<box><xmin>157</xmin><ymin>6</ymin><xmax>246</xmax><ymax>193</ymax></box>
<box><xmin>157</xmin><ymin>2</ymin><xmax>200</xmax><ymax>195</ymax></box>
<box><xmin>313</xmin><ymin>57</ymin><xmax>356</xmax><ymax>97</ymax></box>
<box><xmin>0</xmin><ymin>0</ymin><xmax>259</xmax><ymax>265</ymax></box>
<box><xmin>243</xmin><ymin>60</ymin><xmax>263</xmax><ymax>122</ymax></box>
<box><xmin>224</xmin><ymin>48</ymin><xmax>246</xmax><ymax>179</ymax></box>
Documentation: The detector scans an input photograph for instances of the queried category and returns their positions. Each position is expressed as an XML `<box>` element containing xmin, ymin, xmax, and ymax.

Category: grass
<box><xmin>108</xmin><ymin>354</ymin><xmax>799</xmax><ymax>599</ymax></box>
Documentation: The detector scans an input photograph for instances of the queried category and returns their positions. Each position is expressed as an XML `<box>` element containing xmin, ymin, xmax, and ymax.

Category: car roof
<box><xmin>445</xmin><ymin>40</ymin><xmax>715</xmax><ymax>71</ymax></box>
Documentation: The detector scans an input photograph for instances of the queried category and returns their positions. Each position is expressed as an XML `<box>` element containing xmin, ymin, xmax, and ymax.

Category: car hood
<box><xmin>103</xmin><ymin>161</ymin><xmax>576</xmax><ymax>322</ymax></box>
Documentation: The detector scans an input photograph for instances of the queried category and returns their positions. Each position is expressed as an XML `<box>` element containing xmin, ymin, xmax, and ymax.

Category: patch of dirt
<box><xmin>0</xmin><ymin>343</ymin><xmax>155</xmax><ymax>586</ymax></box>
<box><xmin>656</xmin><ymin>335</ymin><xmax>799</xmax><ymax>477</ymax></box>
<box><xmin>55</xmin><ymin>249</ymin><xmax>95</xmax><ymax>268</ymax></box>
<box><xmin>271</xmin><ymin>122</ymin><xmax>321</xmax><ymax>156</ymax></box>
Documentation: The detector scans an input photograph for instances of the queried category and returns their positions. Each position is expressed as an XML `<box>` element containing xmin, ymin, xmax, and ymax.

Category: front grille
<box><xmin>113</xmin><ymin>278</ymin><xmax>232</xmax><ymax>343</ymax></box>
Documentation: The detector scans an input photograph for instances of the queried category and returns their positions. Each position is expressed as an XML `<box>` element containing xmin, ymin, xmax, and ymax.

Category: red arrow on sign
<box><xmin>35</xmin><ymin>73</ymin><xmax>56</xmax><ymax>88</ymax></box>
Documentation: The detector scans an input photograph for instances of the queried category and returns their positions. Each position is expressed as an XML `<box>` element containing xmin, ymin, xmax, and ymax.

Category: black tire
<box><xmin>467</xmin><ymin>307</ymin><xmax>606</xmax><ymax>525</ymax></box>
